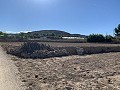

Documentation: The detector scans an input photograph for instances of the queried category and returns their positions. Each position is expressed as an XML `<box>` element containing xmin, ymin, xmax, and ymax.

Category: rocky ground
<box><xmin>10</xmin><ymin>52</ymin><xmax>120</xmax><ymax>90</ymax></box>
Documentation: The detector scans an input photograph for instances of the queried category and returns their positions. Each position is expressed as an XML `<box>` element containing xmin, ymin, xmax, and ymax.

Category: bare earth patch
<box><xmin>11</xmin><ymin>52</ymin><xmax>120</xmax><ymax>90</ymax></box>
<box><xmin>0</xmin><ymin>46</ymin><xmax>25</xmax><ymax>90</ymax></box>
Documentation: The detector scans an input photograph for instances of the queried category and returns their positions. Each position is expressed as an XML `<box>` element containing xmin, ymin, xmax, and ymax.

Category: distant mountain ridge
<box><xmin>27</xmin><ymin>30</ymin><xmax>86</xmax><ymax>38</ymax></box>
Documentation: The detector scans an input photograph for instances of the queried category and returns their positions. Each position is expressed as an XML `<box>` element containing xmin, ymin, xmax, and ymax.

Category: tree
<box><xmin>33</xmin><ymin>33</ymin><xmax>40</xmax><ymax>38</ymax></box>
<box><xmin>105</xmin><ymin>35</ymin><xmax>113</xmax><ymax>42</ymax></box>
<box><xmin>51</xmin><ymin>33</ymin><xmax>55</xmax><ymax>36</ymax></box>
<box><xmin>87</xmin><ymin>34</ymin><xmax>105</xmax><ymax>42</ymax></box>
<box><xmin>114</xmin><ymin>24</ymin><xmax>120</xmax><ymax>36</ymax></box>
<box><xmin>0</xmin><ymin>31</ymin><xmax>8</xmax><ymax>39</ymax></box>
<box><xmin>0</xmin><ymin>31</ymin><xmax>4</xmax><ymax>35</ymax></box>
<box><xmin>17</xmin><ymin>32</ymin><xmax>27</xmax><ymax>40</ymax></box>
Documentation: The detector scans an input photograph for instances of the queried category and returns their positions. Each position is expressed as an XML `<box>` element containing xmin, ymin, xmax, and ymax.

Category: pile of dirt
<box><xmin>6</xmin><ymin>42</ymin><xmax>69</xmax><ymax>59</ymax></box>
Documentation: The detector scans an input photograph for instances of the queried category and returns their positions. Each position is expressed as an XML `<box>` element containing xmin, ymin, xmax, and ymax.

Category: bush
<box><xmin>87</xmin><ymin>34</ymin><xmax>105</xmax><ymax>42</ymax></box>
<box><xmin>105</xmin><ymin>35</ymin><xmax>113</xmax><ymax>42</ymax></box>
<box><xmin>112</xmin><ymin>37</ymin><xmax>120</xmax><ymax>43</ymax></box>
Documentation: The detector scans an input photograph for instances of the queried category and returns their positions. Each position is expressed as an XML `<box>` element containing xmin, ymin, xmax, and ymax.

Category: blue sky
<box><xmin>0</xmin><ymin>0</ymin><xmax>120</xmax><ymax>35</ymax></box>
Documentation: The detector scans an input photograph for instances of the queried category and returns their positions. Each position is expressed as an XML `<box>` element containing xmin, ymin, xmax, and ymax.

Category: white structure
<box><xmin>62</xmin><ymin>37</ymin><xmax>85</xmax><ymax>40</ymax></box>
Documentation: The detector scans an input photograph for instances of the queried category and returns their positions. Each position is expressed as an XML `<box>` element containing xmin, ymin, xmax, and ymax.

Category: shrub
<box><xmin>112</xmin><ymin>38</ymin><xmax>120</xmax><ymax>43</ymax></box>
<box><xmin>87</xmin><ymin>34</ymin><xmax>105</xmax><ymax>42</ymax></box>
<box><xmin>105</xmin><ymin>35</ymin><xmax>113</xmax><ymax>42</ymax></box>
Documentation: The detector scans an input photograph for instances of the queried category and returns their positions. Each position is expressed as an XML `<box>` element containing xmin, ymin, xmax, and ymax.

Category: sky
<box><xmin>0</xmin><ymin>0</ymin><xmax>120</xmax><ymax>35</ymax></box>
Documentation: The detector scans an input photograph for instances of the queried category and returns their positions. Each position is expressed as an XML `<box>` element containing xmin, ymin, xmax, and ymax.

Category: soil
<box><xmin>11</xmin><ymin>52</ymin><xmax>120</xmax><ymax>90</ymax></box>
<box><xmin>3</xmin><ymin>42</ymin><xmax>120</xmax><ymax>47</ymax></box>
<box><xmin>0</xmin><ymin>46</ymin><xmax>25</xmax><ymax>90</ymax></box>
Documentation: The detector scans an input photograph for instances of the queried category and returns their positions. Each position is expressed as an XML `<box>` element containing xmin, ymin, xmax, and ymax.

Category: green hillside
<box><xmin>27</xmin><ymin>30</ymin><xmax>86</xmax><ymax>39</ymax></box>
<box><xmin>27</xmin><ymin>30</ymin><xmax>70</xmax><ymax>37</ymax></box>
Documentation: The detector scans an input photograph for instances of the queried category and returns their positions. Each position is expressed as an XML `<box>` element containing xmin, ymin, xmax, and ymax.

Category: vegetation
<box><xmin>105</xmin><ymin>35</ymin><xmax>113</xmax><ymax>42</ymax></box>
<box><xmin>0</xmin><ymin>30</ymin><xmax>87</xmax><ymax>43</ymax></box>
<box><xmin>27</xmin><ymin>30</ymin><xmax>71</xmax><ymax>38</ymax></box>
<box><xmin>0</xmin><ymin>31</ymin><xmax>8</xmax><ymax>39</ymax></box>
<box><xmin>26</xmin><ymin>30</ymin><xmax>86</xmax><ymax>39</ymax></box>
<box><xmin>87</xmin><ymin>34</ymin><xmax>105</xmax><ymax>42</ymax></box>
<box><xmin>114</xmin><ymin>24</ymin><xmax>120</xmax><ymax>36</ymax></box>
<box><xmin>110</xmin><ymin>24</ymin><xmax>120</xmax><ymax>43</ymax></box>
<box><xmin>87</xmin><ymin>34</ymin><xmax>113</xmax><ymax>43</ymax></box>
<box><xmin>87</xmin><ymin>34</ymin><xmax>113</xmax><ymax>42</ymax></box>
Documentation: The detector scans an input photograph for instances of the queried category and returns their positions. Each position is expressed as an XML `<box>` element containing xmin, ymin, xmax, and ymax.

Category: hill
<box><xmin>27</xmin><ymin>30</ymin><xmax>71</xmax><ymax>37</ymax></box>
<box><xmin>27</xmin><ymin>30</ymin><xmax>86</xmax><ymax>39</ymax></box>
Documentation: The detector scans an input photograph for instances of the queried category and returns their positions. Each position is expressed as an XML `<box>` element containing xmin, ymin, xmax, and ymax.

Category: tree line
<box><xmin>87</xmin><ymin>34</ymin><xmax>113</xmax><ymax>42</ymax></box>
<box><xmin>87</xmin><ymin>24</ymin><xmax>120</xmax><ymax>43</ymax></box>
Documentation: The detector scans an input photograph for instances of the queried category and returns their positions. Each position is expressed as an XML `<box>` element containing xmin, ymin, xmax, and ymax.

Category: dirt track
<box><xmin>0</xmin><ymin>46</ymin><xmax>24</xmax><ymax>90</ymax></box>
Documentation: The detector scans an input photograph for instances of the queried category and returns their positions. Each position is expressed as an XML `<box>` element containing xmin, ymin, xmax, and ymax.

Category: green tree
<box><xmin>0</xmin><ymin>31</ymin><xmax>8</xmax><ymax>39</ymax></box>
<box><xmin>87</xmin><ymin>34</ymin><xmax>105</xmax><ymax>42</ymax></box>
<box><xmin>51</xmin><ymin>33</ymin><xmax>55</xmax><ymax>36</ymax></box>
<box><xmin>105</xmin><ymin>35</ymin><xmax>113</xmax><ymax>42</ymax></box>
<box><xmin>17</xmin><ymin>32</ymin><xmax>27</xmax><ymax>39</ymax></box>
<box><xmin>33</xmin><ymin>33</ymin><xmax>40</xmax><ymax>38</ymax></box>
<box><xmin>114</xmin><ymin>24</ymin><xmax>120</xmax><ymax>36</ymax></box>
<box><xmin>0</xmin><ymin>31</ymin><xmax>4</xmax><ymax>35</ymax></box>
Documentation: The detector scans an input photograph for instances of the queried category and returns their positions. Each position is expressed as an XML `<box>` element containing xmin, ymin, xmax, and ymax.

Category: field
<box><xmin>3</xmin><ymin>42</ymin><xmax>120</xmax><ymax>58</ymax></box>
<box><xmin>12</xmin><ymin>52</ymin><xmax>120</xmax><ymax>90</ymax></box>
<box><xmin>1</xmin><ymin>42</ymin><xmax>120</xmax><ymax>90</ymax></box>
<box><xmin>2</xmin><ymin>42</ymin><xmax>120</xmax><ymax>47</ymax></box>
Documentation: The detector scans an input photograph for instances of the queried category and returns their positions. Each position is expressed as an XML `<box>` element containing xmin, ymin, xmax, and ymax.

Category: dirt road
<box><xmin>0</xmin><ymin>46</ymin><xmax>24</xmax><ymax>90</ymax></box>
